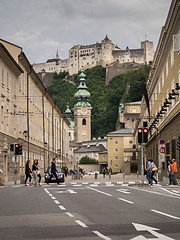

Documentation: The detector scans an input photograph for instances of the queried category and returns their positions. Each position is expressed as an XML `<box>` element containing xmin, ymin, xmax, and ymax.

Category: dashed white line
<box><xmin>59</xmin><ymin>205</ymin><xmax>66</xmax><ymax>210</ymax></box>
<box><xmin>93</xmin><ymin>231</ymin><xmax>111</xmax><ymax>240</ymax></box>
<box><xmin>51</xmin><ymin>196</ymin><xmax>56</xmax><ymax>200</ymax></box>
<box><xmin>87</xmin><ymin>187</ymin><xmax>112</xmax><ymax>196</ymax></box>
<box><xmin>82</xmin><ymin>182</ymin><xmax>89</xmax><ymax>185</ymax></box>
<box><xmin>66</xmin><ymin>212</ymin><xmax>74</xmax><ymax>218</ymax></box>
<box><xmin>75</xmin><ymin>220</ymin><xmax>88</xmax><ymax>228</ymax></box>
<box><xmin>151</xmin><ymin>209</ymin><xmax>180</xmax><ymax>220</ymax></box>
<box><xmin>74</xmin><ymin>184</ymin><xmax>82</xmax><ymax>187</ymax></box>
<box><xmin>54</xmin><ymin>200</ymin><xmax>60</xmax><ymax>205</ymax></box>
<box><xmin>49</xmin><ymin>194</ymin><xmax>53</xmax><ymax>196</ymax></box>
<box><xmin>44</xmin><ymin>188</ymin><xmax>49</xmax><ymax>194</ymax></box>
<box><xmin>118</xmin><ymin>198</ymin><xmax>134</xmax><ymax>204</ymax></box>
<box><xmin>117</xmin><ymin>189</ymin><xmax>131</xmax><ymax>194</ymax></box>
<box><xmin>117</xmin><ymin>182</ymin><xmax>123</xmax><ymax>184</ymax></box>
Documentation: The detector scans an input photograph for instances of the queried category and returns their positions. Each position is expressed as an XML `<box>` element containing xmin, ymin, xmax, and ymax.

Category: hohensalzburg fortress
<box><xmin>33</xmin><ymin>36</ymin><xmax>154</xmax><ymax>76</ymax></box>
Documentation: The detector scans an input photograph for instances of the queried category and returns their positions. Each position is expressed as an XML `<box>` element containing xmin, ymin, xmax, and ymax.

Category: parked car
<box><xmin>45</xmin><ymin>167</ymin><xmax>64</xmax><ymax>183</ymax></box>
<box><xmin>87</xmin><ymin>171</ymin><xmax>100</xmax><ymax>175</ymax></box>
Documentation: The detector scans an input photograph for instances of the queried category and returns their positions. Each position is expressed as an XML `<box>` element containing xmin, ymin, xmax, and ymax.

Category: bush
<box><xmin>79</xmin><ymin>156</ymin><xmax>98</xmax><ymax>164</ymax></box>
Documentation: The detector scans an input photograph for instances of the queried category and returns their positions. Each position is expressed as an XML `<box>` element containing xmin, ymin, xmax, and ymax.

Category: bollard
<box><xmin>137</xmin><ymin>171</ymin><xmax>139</xmax><ymax>178</ymax></box>
<box><xmin>95</xmin><ymin>172</ymin><xmax>98</xmax><ymax>179</ymax></box>
<box><xmin>123</xmin><ymin>172</ymin><xmax>125</xmax><ymax>179</ymax></box>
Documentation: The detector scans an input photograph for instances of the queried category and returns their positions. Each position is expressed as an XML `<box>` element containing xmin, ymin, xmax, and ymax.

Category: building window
<box><xmin>171</xmin><ymin>139</ymin><xmax>176</xmax><ymax>159</ymax></box>
<box><xmin>162</xmin><ymin>71</ymin><xmax>164</xmax><ymax>88</ymax></box>
<box><xmin>115</xmin><ymin>141</ymin><xmax>119</xmax><ymax>144</ymax></box>
<box><xmin>115</xmin><ymin>148</ymin><xmax>119</xmax><ymax>152</ymax></box>
<box><xmin>7</xmin><ymin>72</ymin><xmax>9</xmax><ymax>89</ymax></box>
<box><xmin>82</xmin><ymin>118</ymin><xmax>86</xmax><ymax>125</ymax></box>
<box><xmin>2</xmin><ymin>68</ymin><xmax>4</xmax><ymax>85</ymax></box>
<box><xmin>166</xmin><ymin>60</ymin><xmax>168</xmax><ymax>78</ymax></box>
<box><xmin>171</xmin><ymin>48</ymin><xmax>174</xmax><ymax>67</ymax></box>
<box><xmin>115</xmin><ymin>156</ymin><xmax>119</xmax><ymax>159</ymax></box>
<box><xmin>19</xmin><ymin>75</ymin><xmax>21</xmax><ymax>91</ymax></box>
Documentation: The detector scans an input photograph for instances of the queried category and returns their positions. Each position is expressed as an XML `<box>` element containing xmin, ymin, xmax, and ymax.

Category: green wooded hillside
<box><xmin>48</xmin><ymin>65</ymin><xmax>150</xmax><ymax>138</ymax></box>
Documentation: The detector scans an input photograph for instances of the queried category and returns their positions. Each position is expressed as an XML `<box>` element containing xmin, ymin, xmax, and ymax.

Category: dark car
<box><xmin>45</xmin><ymin>167</ymin><xmax>64</xmax><ymax>183</ymax></box>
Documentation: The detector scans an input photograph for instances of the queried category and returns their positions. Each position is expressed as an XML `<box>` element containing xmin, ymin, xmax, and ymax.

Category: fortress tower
<box><xmin>74</xmin><ymin>70</ymin><xmax>91</xmax><ymax>143</ymax></box>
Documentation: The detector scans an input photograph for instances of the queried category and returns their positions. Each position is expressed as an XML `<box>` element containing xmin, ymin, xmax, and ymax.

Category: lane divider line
<box><xmin>59</xmin><ymin>205</ymin><xmax>66</xmax><ymax>210</ymax></box>
<box><xmin>118</xmin><ymin>198</ymin><xmax>134</xmax><ymax>204</ymax></box>
<box><xmin>54</xmin><ymin>200</ymin><xmax>60</xmax><ymax>205</ymax></box>
<box><xmin>75</xmin><ymin>220</ymin><xmax>88</xmax><ymax>228</ymax></box>
<box><xmin>51</xmin><ymin>196</ymin><xmax>56</xmax><ymax>200</ymax></box>
<box><xmin>93</xmin><ymin>231</ymin><xmax>111</xmax><ymax>240</ymax></box>
<box><xmin>87</xmin><ymin>187</ymin><xmax>112</xmax><ymax>196</ymax></box>
<box><xmin>65</xmin><ymin>212</ymin><xmax>74</xmax><ymax>218</ymax></box>
<box><xmin>160</xmin><ymin>188</ymin><xmax>180</xmax><ymax>197</ymax></box>
<box><xmin>151</xmin><ymin>209</ymin><xmax>180</xmax><ymax>220</ymax></box>
<box><xmin>44</xmin><ymin>188</ymin><xmax>49</xmax><ymax>194</ymax></box>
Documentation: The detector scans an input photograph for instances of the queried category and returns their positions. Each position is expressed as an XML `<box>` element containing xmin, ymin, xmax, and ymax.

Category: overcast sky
<box><xmin>1</xmin><ymin>0</ymin><xmax>172</xmax><ymax>64</ymax></box>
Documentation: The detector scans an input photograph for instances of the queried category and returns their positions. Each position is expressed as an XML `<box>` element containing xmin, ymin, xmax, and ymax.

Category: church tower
<box><xmin>74</xmin><ymin>70</ymin><xmax>91</xmax><ymax>143</ymax></box>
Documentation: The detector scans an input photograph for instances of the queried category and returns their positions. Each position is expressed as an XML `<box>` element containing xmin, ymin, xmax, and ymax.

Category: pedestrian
<box><xmin>167</xmin><ymin>160</ymin><xmax>173</xmax><ymax>185</ymax></box>
<box><xmin>0</xmin><ymin>168</ymin><xmax>4</xmax><ymax>186</ymax></box>
<box><xmin>146</xmin><ymin>159</ymin><xmax>153</xmax><ymax>185</ymax></box>
<box><xmin>172</xmin><ymin>158</ymin><xmax>178</xmax><ymax>185</ymax></box>
<box><xmin>36</xmin><ymin>160</ymin><xmax>41</xmax><ymax>186</ymax></box>
<box><xmin>32</xmin><ymin>160</ymin><xmax>38</xmax><ymax>186</ymax></box>
<box><xmin>102</xmin><ymin>167</ymin><xmax>106</xmax><ymax>178</ymax></box>
<box><xmin>150</xmin><ymin>160</ymin><xmax>158</xmax><ymax>184</ymax></box>
<box><xmin>47</xmin><ymin>157</ymin><xmax>59</xmax><ymax>185</ymax></box>
<box><xmin>64</xmin><ymin>167</ymin><xmax>68</xmax><ymax>177</ymax></box>
<box><xmin>25</xmin><ymin>160</ymin><xmax>32</xmax><ymax>186</ymax></box>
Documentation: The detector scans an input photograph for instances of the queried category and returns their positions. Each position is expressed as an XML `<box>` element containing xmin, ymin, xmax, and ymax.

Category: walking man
<box><xmin>146</xmin><ymin>159</ymin><xmax>153</xmax><ymax>185</ymax></box>
<box><xmin>47</xmin><ymin>157</ymin><xmax>59</xmax><ymax>185</ymax></box>
<box><xmin>172</xmin><ymin>158</ymin><xmax>178</xmax><ymax>185</ymax></box>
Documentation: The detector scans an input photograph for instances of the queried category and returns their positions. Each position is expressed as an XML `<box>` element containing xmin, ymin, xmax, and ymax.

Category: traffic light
<box><xmin>15</xmin><ymin>144</ymin><xmax>19</xmax><ymax>155</ymax></box>
<box><xmin>138</xmin><ymin>128</ymin><xmax>142</xmax><ymax>144</ymax></box>
<box><xmin>143</xmin><ymin>128</ymin><xmax>148</xmax><ymax>143</ymax></box>
<box><xmin>10</xmin><ymin>144</ymin><xmax>14</xmax><ymax>151</ymax></box>
<box><xmin>18</xmin><ymin>144</ymin><xmax>22</xmax><ymax>155</ymax></box>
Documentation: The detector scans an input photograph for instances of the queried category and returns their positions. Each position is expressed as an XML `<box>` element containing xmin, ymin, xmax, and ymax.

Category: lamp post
<box><xmin>44</xmin><ymin>142</ymin><xmax>49</xmax><ymax>172</ymax></box>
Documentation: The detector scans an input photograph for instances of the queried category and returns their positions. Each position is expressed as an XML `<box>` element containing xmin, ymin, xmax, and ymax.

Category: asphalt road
<box><xmin>0</xmin><ymin>181</ymin><xmax>180</xmax><ymax>240</ymax></box>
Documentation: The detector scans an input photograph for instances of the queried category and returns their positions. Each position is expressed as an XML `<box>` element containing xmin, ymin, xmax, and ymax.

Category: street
<box><xmin>0</xmin><ymin>177</ymin><xmax>180</xmax><ymax>240</ymax></box>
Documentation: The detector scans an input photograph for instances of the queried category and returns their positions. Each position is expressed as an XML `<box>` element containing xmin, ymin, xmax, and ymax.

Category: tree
<box><xmin>79</xmin><ymin>156</ymin><xmax>98</xmax><ymax>164</ymax></box>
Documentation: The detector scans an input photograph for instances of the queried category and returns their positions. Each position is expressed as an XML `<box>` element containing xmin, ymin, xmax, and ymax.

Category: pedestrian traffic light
<box><xmin>18</xmin><ymin>144</ymin><xmax>22</xmax><ymax>155</ymax></box>
<box><xmin>138</xmin><ymin>128</ymin><xmax>142</xmax><ymax>144</ymax></box>
<box><xmin>143</xmin><ymin>128</ymin><xmax>148</xmax><ymax>143</ymax></box>
<box><xmin>10</xmin><ymin>144</ymin><xmax>14</xmax><ymax>151</ymax></box>
<box><xmin>15</xmin><ymin>144</ymin><xmax>19</xmax><ymax>155</ymax></box>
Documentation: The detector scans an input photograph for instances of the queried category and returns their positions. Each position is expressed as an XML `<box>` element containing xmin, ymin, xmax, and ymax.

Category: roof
<box><xmin>46</xmin><ymin>58</ymin><xmax>57</xmax><ymax>63</ymax></box>
<box><xmin>107</xmin><ymin>128</ymin><xmax>134</xmax><ymax>136</ymax></box>
<box><xmin>74</xmin><ymin>144</ymin><xmax>107</xmax><ymax>153</ymax></box>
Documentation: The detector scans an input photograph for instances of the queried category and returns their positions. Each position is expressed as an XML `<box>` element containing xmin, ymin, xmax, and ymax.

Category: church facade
<box><xmin>33</xmin><ymin>36</ymin><xmax>154</xmax><ymax>76</ymax></box>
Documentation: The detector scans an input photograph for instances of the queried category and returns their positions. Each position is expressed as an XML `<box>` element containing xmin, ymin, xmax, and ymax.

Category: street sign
<box><xmin>160</xmin><ymin>139</ymin><xmax>165</xmax><ymax>145</ymax></box>
<box><xmin>159</xmin><ymin>147</ymin><xmax>165</xmax><ymax>154</ymax></box>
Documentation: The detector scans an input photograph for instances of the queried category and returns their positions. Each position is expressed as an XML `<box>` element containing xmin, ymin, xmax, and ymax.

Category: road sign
<box><xmin>159</xmin><ymin>147</ymin><xmax>165</xmax><ymax>154</ymax></box>
<box><xmin>131</xmin><ymin>223</ymin><xmax>174</xmax><ymax>239</ymax></box>
<box><xmin>160</xmin><ymin>139</ymin><xmax>165</xmax><ymax>145</ymax></box>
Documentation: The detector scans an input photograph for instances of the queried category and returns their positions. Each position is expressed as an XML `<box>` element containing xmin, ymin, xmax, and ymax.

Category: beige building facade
<box><xmin>139</xmin><ymin>0</ymin><xmax>180</xmax><ymax>177</ymax></box>
<box><xmin>0</xmin><ymin>39</ymin><xmax>69</xmax><ymax>184</ymax></box>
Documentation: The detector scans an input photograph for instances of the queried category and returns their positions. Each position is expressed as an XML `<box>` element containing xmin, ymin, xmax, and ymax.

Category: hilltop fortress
<box><xmin>33</xmin><ymin>36</ymin><xmax>154</xmax><ymax>84</ymax></box>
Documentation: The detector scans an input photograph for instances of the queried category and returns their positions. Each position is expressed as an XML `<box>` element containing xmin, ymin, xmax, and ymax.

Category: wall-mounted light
<box><xmin>23</xmin><ymin>130</ymin><xmax>28</xmax><ymax>138</ymax></box>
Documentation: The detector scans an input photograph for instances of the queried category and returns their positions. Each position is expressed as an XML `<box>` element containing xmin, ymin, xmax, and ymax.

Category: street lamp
<box><xmin>23</xmin><ymin>130</ymin><xmax>28</xmax><ymax>138</ymax></box>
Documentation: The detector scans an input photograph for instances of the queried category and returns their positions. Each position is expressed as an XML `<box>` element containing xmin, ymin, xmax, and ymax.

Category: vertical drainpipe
<box><xmin>27</xmin><ymin>66</ymin><xmax>32</xmax><ymax>163</ymax></box>
<box><xmin>59</xmin><ymin>115</ymin><xmax>62</xmax><ymax>166</ymax></box>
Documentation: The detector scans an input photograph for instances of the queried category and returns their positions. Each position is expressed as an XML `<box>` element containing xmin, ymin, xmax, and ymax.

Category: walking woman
<box><xmin>150</xmin><ymin>160</ymin><xmax>158</xmax><ymax>184</ymax></box>
<box><xmin>25</xmin><ymin>160</ymin><xmax>32</xmax><ymax>186</ymax></box>
<box><xmin>32</xmin><ymin>160</ymin><xmax>38</xmax><ymax>186</ymax></box>
<box><xmin>36</xmin><ymin>160</ymin><xmax>41</xmax><ymax>186</ymax></box>
<box><xmin>167</xmin><ymin>160</ymin><xmax>173</xmax><ymax>185</ymax></box>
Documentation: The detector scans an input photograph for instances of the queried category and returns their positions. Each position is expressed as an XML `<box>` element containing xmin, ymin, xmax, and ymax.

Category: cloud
<box><xmin>0</xmin><ymin>0</ymin><xmax>172</xmax><ymax>63</ymax></box>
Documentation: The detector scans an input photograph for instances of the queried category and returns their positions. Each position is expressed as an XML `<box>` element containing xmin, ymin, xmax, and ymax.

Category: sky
<box><xmin>0</xmin><ymin>0</ymin><xmax>172</xmax><ymax>64</ymax></box>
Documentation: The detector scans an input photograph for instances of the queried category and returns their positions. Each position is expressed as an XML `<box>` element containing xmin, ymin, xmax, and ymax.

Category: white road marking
<box><xmin>44</xmin><ymin>188</ymin><xmax>49</xmax><ymax>194</ymax></box>
<box><xmin>105</xmin><ymin>182</ymin><xmax>111</xmax><ymax>184</ymax></box>
<box><xmin>172</xmin><ymin>190</ymin><xmax>179</xmax><ymax>193</ymax></box>
<box><xmin>59</xmin><ymin>205</ymin><xmax>66</xmax><ymax>210</ymax></box>
<box><xmin>117</xmin><ymin>189</ymin><xmax>131</xmax><ymax>194</ymax></box>
<box><xmin>151</xmin><ymin>209</ymin><xmax>180</xmax><ymax>220</ymax></box>
<box><xmin>106</xmin><ymin>184</ymin><xmax>114</xmax><ymax>186</ymax></box>
<box><xmin>93</xmin><ymin>231</ymin><xmax>111</xmax><ymax>240</ymax></box>
<box><xmin>90</xmin><ymin>184</ymin><xmax>99</xmax><ymax>187</ymax></box>
<box><xmin>87</xmin><ymin>187</ymin><xmax>112</xmax><ymax>196</ymax></box>
<box><xmin>132</xmin><ymin>222</ymin><xmax>174</xmax><ymax>240</ymax></box>
<box><xmin>49</xmin><ymin>194</ymin><xmax>53</xmax><ymax>196</ymax></box>
<box><xmin>161</xmin><ymin>188</ymin><xmax>180</xmax><ymax>197</ymax></box>
<box><xmin>68</xmin><ymin>189</ymin><xmax>77</xmax><ymax>193</ymax></box>
<box><xmin>118</xmin><ymin>198</ymin><xmax>134</xmax><ymax>204</ymax></box>
<box><xmin>82</xmin><ymin>182</ymin><xmax>89</xmax><ymax>184</ymax></box>
<box><xmin>71</xmin><ymin>182</ymin><xmax>77</xmax><ymax>184</ymax></box>
<box><xmin>75</xmin><ymin>220</ymin><xmax>88</xmax><ymax>228</ymax></box>
<box><xmin>128</xmin><ymin>182</ymin><xmax>135</xmax><ymax>184</ymax></box>
<box><xmin>54</xmin><ymin>200</ymin><xmax>60</xmax><ymax>204</ymax></box>
<box><xmin>131</xmin><ymin>186</ymin><xmax>180</xmax><ymax>199</ymax></box>
<box><xmin>56</xmin><ymin>189</ymin><xmax>77</xmax><ymax>194</ymax></box>
<box><xmin>12</xmin><ymin>185</ymin><xmax>23</xmax><ymax>188</ymax></box>
<box><xmin>94</xmin><ymin>182</ymin><xmax>100</xmax><ymax>184</ymax></box>
<box><xmin>57</xmin><ymin>184</ymin><xmax>66</xmax><ymax>187</ymax></box>
<box><xmin>66</xmin><ymin>212</ymin><xmax>74</xmax><ymax>218</ymax></box>
<box><xmin>122</xmin><ymin>184</ymin><xmax>128</xmax><ymax>187</ymax></box>
<box><xmin>51</xmin><ymin>196</ymin><xmax>56</xmax><ymax>200</ymax></box>
<box><xmin>75</xmin><ymin>184</ymin><xmax>82</xmax><ymax>187</ymax></box>
<box><xmin>117</xmin><ymin>182</ymin><xmax>123</xmax><ymax>184</ymax></box>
